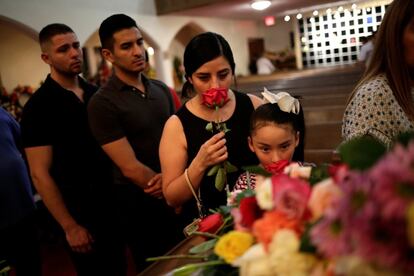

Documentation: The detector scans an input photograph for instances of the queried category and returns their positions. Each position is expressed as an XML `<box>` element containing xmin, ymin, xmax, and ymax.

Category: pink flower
<box><xmin>328</xmin><ymin>163</ymin><xmax>349</xmax><ymax>184</ymax></box>
<box><xmin>370</xmin><ymin>143</ymin><xmax>414</xmax><ymax>220</ymax></box>
<box><xmin>264</xmin><ymin>160</ymin><xmax>290</xmax><ymax>175</ymax></box>
<box><xmin>201</xmin><ymin>87</ymin><xmax>229</xmax><ymax>109</ymax></box>
<box><xmin>308</xmin><ymin>178</ymin><xmax>342</xmax><ymax>221</ymax></box>
<box><xmin>271</xmin><ymin>174</ymin><xmax>311</xmax><ymax>220</ymax></box>
<box><xmin>310</xmin><ymin>213</ymin><xmax>353</xmax><ymax>258</ymax></box>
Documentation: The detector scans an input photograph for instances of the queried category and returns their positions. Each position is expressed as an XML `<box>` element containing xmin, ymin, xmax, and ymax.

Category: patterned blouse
<box><xmin>233</xmin><ymin>171</ymin><xmax>258</xmax><ymax>191</ymax></box>
<box><xmin>342</xmin><ymin>74</ymin><xmax>414</xmax><ymax>147</ymax></box>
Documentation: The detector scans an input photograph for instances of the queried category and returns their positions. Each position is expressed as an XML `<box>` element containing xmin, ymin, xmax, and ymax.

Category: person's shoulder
<box><xmin>147</xmin><ymin>78</ymin><xmax>170</xmax><ymax>92</ymax></box>
<box><xmin>23</xmin><ymin>83</ymin><xmax>52</xmax><ymax>111</ymax></box>
<box><xmin>232</xmin><ymin>90</ymin><xmax>263</xmax><ymax>109</ymax></box>
<box><xmin>355</xmin><ymin>74</ymin><xmax>390</xmax><ymax>98</ymax></box>
<box><xmin>79</xmin><ymin>76</ymin><xmax>98</xmax><ymax>93</ymax></box>
<box><xmin>88</xmin><ymin>85</ymin><xmax>112</xmax><ymax>108</ymax></box>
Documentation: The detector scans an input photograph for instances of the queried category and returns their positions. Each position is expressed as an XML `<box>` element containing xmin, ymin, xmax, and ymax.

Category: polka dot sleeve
<box><xmin>342</xmin><ymin>74</ymin><xmax>414</xmax><ymax>147</ymax></box>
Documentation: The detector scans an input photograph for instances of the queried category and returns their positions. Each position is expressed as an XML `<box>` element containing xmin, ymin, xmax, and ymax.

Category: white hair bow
<box><xmin>261</xmin><ymin>88</ymin><xmax>300</xmax><ymax>114</ymax></box>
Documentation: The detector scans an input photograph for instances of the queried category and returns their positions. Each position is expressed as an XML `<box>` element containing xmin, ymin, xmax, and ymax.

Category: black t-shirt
<box><xmin>20</xmin><ymin>75</ymin><xmax>113</xmax><ymax>216</ymax></box>
<box><xmin>88</xmin><ymin>74</ymin><xmax>174</xmax><ymax>186</ymax></box>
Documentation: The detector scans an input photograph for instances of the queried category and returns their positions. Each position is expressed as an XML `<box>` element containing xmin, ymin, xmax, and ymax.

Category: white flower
<box><xmin>269</xmin><ymin>230</ymin><xmax>318</xmax><ymax>276</ymax></box>
<box><xmin>236</xmin><ymin>244</ymin><xmax>274</xmax><ymax>276</ymax></box>
<box><xmin>284</xmin><ymin>162</ymin><xmax>312</xmax><ymax>179</ymax></box>
<box><xmin>255</xmin><ymin>177</ymin><xmax>274</xmax><ymax>210</ymax></box>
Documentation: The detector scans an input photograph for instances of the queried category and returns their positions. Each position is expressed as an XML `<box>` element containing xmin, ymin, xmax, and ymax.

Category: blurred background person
<box><xmin>342</xmin><ymin>0</ymin><xmax>414</xmax><ymax>147</ymax></box>
<box><xmin>0</xmin><ymin>107</ymin><xmax>41</xmax><ymax>276</ymax></box>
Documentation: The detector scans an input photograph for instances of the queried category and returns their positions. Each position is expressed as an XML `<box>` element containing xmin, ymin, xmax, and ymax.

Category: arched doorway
<box><xmin>83</xmin><ymin>27</ymin><xmax>162</xmax><ymax>86</ymax></box>
<box><xmin>168</xmin><ymin>22</ymin><xmax>205</xmax><ymax>91</ymax></box>
<box><xmin>0</xmin><ymin>15</ymin><xmax>48</xmax><ymax>94</ymax></box>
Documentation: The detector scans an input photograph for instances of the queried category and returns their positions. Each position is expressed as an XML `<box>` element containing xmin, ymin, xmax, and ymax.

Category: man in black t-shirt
<box><xmin>88</xmin><ymin>14</ymin><xmax>182</xmax><ymax>272</ymax></box>
<box><xmin>20</xmin><ymin>23</ymin><xmax>124</xmax><ymax>275</ymax></box>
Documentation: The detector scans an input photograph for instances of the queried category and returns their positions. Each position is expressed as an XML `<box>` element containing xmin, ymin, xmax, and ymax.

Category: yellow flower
<box><xmin>214</xmin><ymin>231</ymin><xmax>254</xmax><ymax>263</ymax></box>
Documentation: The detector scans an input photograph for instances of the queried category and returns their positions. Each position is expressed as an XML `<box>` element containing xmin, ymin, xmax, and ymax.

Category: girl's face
<box><xmin>188</xmin><ymin>56</ymin><xmax>233</xmax><ymax>94</ymax></box>
<box><xmin>248</xmin><ymin>122</ymin><xmax>299</xmax><ymax>167</ymax></box>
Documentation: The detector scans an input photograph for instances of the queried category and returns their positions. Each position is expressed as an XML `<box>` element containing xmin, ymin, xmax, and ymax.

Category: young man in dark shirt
<box><xmin>20</xmin><ymin>23</ymin><xmax>124</xmax><ymax>275</ymax></box>
<box><xmin>88</xmin><ymin>14</ymin><xmax>182</xmax><ymax>272</ymax></box>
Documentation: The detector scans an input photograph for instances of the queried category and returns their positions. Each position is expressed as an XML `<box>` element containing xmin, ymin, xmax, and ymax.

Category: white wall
<box><xmin>0</xmin><ymin>24</ymin><xmax>49</xmax><ymax>92</ymax></box>
<box><xmin>258</xmin><ymin>18</ymin><xmax>294</xmax><ymax>53</ymax></box>
<box><xmin>0</xmin><ymin>0</ymin><xmax>263</xmax><ymax>87</ymax></box>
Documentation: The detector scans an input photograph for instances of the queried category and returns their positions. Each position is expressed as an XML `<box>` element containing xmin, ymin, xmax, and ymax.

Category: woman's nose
<box><xmin>210</xmin><ymin>77</ymin><xmax>220</xmax><ymax>89</ymax></box>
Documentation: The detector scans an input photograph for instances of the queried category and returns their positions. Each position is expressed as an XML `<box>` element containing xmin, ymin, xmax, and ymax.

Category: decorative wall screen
<box><xmin>299</xmin><ymin>4</ymin><xmax>389</xmax><ymax>68</ymax></box>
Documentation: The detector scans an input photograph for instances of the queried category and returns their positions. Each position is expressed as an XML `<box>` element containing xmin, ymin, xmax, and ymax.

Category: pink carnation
<box><xmin>271</xmin><ymin>174</ymin><xmax>311</xmax><ymax>220</ymax></box>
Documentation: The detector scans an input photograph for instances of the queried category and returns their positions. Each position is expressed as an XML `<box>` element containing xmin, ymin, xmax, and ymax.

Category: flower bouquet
<box><xmin>148</xmin><ymin>132</ymin><xmax>414</xmax><ymax>276</ymax></box>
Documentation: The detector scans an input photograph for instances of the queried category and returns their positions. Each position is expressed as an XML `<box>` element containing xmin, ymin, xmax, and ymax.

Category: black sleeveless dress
<box><xmin>176</xmin><ymin>91</ymin><xmax>258</xmax><ymax>226</ymax></box>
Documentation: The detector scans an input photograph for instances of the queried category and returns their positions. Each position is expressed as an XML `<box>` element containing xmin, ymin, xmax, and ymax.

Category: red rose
<box><xmin>198</xmin><ymin>213</ymin><xmax>223</xmax><ymax>234</ymax></box>
<box><xmin>201</xmin><ymin>88</ymin><xmax>229</xmax><ymax>109</ymax></box>
<box><xmin>328</xmin><ymin>163</ymin><xmax>349</xmax><ymax>183</ymax></box>
<box><xmin>264</xmin><ymin>159</ymin><xmax>290</xmax><ymax>175</ymax></box>
<box><xmin>239</xmin><ymin>196</ymin><xmax>263</xmax><ymax>228</ymax></box>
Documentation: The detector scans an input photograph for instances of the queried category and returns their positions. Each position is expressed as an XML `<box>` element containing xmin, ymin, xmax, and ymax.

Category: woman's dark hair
<box><xmin>181</xmin><ymin>32</ymin><xmax>236</xmax><ymax>98</ymax></box>
<box><xmin>348</xmin><ymin>0</ymin><xmax>414</xmax><ymax>120</ymax></box>
<box><xmin>250</xmin><ymin>102</ymin><xmax>305</xmax><ymax>162</ymax></box>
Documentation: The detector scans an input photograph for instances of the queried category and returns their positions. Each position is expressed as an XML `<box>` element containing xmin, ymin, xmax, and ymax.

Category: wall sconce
<box><xmin>251</xmin><ymin>0</ymin><xmax>271</xmax><ymax>11</ymax></box>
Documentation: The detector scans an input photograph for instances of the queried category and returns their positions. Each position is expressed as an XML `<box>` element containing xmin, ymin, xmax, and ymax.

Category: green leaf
<box><xmin>172</xmin><ymin>261</ymin><xmax>225</xmax><ymax>276</ymax></box>
<box><xmin>241</xmin><ymin>165</ymin><xmax>272</xmax><ymax>177</ymax></box>
<box><xmin>172</xmin><ymin>263</ymin><xmax>203</xmax><ymax>276</ymax></box>
<box><xmin>189</xmin><ymin>239</ymin><xmax>217</xmax><ymax>254</ymax></box>
<box><xmin>207</xmin><ymin>164</ymin><xmax>220</xmax><ymax>176</ymax></box>
<box><xmin>225</xmin><ymin>161</ymin><xmax>238</xmax><ymax>173</ymax></box>
<box><xmin>393</xmin><ymin>131</ymin><xmax>414</xmax><ymax>147</ymax></box>
<box><xmin>215</xmin><ymin>167</ymin><xmax>226</xmax><ymax>191</ymax></box>
<box><xmin>338</xmin><ymin>136</ymin><xmax>386</xmax><ymax>171</ymax></box>
<box><xmin>205</xmin><ymin>122</ymin><xmax>213</xmax><ymax>132</ymax></box>
<box><xmin>299</xmin><ymin>222</ymin><xmax>318</xmax><ymax>253</ymax></box>
<box><xmin>308</xmin><ymin>164</ymin><xmax>330</xmax><ymax>185</ymax></box>
<box><xmin>235</xmin><ymin>189</ymin><xmax>256</xmax><ymax>205</ymax></box>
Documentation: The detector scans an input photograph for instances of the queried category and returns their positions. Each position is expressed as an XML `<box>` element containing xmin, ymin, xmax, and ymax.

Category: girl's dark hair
<box><xmin>181</xmin><ymin>32</ymin><xmax>236</xmax><ymax>98</ymax></box>
<box><xmin>250</xmin><ymin>102</ymin><xmax>305</xmax><ymax>162</ymax></box>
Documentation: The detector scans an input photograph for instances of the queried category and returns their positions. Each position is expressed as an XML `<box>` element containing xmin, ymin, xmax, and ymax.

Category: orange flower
<box><xmin>252</xmin><ymin>210</ymin><xmax>303</xmax><ymax>251</ymax></box>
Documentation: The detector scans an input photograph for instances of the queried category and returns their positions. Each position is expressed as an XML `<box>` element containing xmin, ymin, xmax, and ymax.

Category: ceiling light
<box><xmin>313</xmin><ymin>10</ymin><xmax>318</xmax><ymax>16</ymax></box>
<box><xmin>351</xmin><ymin>4</ymin><xmax>357</xmax><ymax>9</ymax></box>
<box><xmin>284</xmin><ymin>15</ymin><xmax>290</xmax><ymax>22</ymax></box>
<box><xmin>326</xmin><ymin>8</ymin><xmax>332</xmax><ymax>14</ymax></box>
<box><xmin>251</xmin><ymin>0</ymin><xmax>271</xmax><ymax>11</ymax></box>
<box><xmin>296</xmin><ymin>13</ymin><xmax>302</xmax><ymax>19</ymax></box>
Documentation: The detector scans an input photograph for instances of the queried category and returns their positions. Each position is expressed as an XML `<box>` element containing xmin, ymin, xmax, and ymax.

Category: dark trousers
<box><xmin>65</xmin><ymin>231</ymin><xmax>126</xmax><ymax>276</ymax></box>
<box><xmin>114</xmin><ymin>184</ymin><xmax>184</xmax><ymax>273</ymax></box>
<box><xmin>0</xmin><ymin>213</ymin><xmax>42</xmax><ymax>276</ymax></box>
